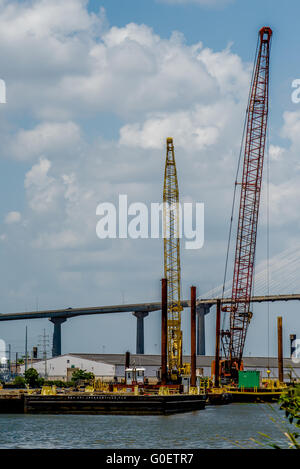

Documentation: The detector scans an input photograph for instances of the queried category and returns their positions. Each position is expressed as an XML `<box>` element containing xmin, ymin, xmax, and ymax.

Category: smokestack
<box><xmin>214</xmin><ymin>299</ymin><xmax>221</xmax><ymax>388</ymax></box>
<box><xmin>125</xmin><ymin>351</ymin><xmax>130</xmax><ymax>369</ymax></box>
<box><xmin>290</xmin><ymin>334</ymin><xmax>296</xmax><ymax>358</ymax></box>
<box><xmin>277</xmin><ymin>317</ymin><xmax>283</xmax><ymax>383</ymax></box>
<box><xmin>190</xmin><ymin>286</ymin><xmax>196</xmax><ymax>387</ymax></box>
<box><xmin>161</xmin><ymin>278</ymin><xmax>168</xmax><ymax>385</ymax></box>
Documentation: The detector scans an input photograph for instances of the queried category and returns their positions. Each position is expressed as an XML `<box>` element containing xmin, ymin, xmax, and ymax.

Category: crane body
<box><xmin>221</xmin><ymin>27</ymin><xmax>272</xmax><ymax>382</ymax></box>
<box><xmin>163</xmin><ymin>138</ymin><xmax>183</xmax><ymax>382</ymax></box>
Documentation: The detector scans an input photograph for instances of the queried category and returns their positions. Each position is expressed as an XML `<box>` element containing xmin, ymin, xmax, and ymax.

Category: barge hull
<box><xmin>228</xmin><ymin>391</ymin><xmax>283</xmax><ymax>403</ymax></box>
<box><xmin>0</xmin><ymin>396</ymin><xmax>24</xmax><ymax>413</ymax></box>
<box><xmin>24</xmin><ymin>394</ymin><xmax>206</xmax><ymax>415</ymax></box>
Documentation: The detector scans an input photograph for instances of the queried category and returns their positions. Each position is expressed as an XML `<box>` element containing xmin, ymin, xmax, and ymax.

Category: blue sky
<box><xmin>0</xmin><ymin>0</ymin><xmax>299</xmax><ymax>363</ymax></box>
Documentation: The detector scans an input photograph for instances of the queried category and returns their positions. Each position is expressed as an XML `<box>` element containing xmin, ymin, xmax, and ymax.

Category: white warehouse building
<box><xmin>19</xmin><ymin>354</ymin><xmax>116</xmax><ymax>380</ymax></box>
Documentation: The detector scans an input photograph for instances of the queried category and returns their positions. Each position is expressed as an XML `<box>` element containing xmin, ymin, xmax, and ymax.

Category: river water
<box><xmin>0</xmin><ymin>403</ymin><xmax>293</xmax><ymax>449</ymax></box>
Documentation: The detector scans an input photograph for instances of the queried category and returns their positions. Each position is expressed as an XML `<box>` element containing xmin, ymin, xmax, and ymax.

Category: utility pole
<box><xmin>25</xmin><ymin>326</ymin><xmax>28</xmax><ymax>372</ymax></box>
<box><xmin>161</xmin><ymin>278</ymin><xmax>168</xmax><ymax>385</ymax></box>
<box><xmin>277</xmin><ymin>316</ymin><xmax>283</xmax><ymax>383</ymax></box>
<box><xmin>8</xmin><ymin>344</ymin><xmax>11</xmax><ymax>379</ymax></box>
<box><xmin>190</xmin><ymin>286</ymin><xmax>196</xmax><ymax>388</ymax></box>
<box><xmin>214</xmin><ymin>300</ymin><xmax>221</xmax><ymax>388</ymax></box>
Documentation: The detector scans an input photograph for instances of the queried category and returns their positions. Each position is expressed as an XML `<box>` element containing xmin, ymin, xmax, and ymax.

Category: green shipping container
<box><xmin>238</xmin><ymin>370</ymin><xmax>260</xmax><ymax>389</ymax></box>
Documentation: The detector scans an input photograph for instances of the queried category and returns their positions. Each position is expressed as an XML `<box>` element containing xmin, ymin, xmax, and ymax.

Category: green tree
<box><xmin>13</xmin><ymin>376</ymin><xmax>26</xmax><ymax>388</ymax></box>
<box><xmin>277</xmin><ymin>386</ymin><xmax>300</xmax><ymax>449</ymax></box>
<box><xmin>71</xmin><ymin>369</ymin><xmax>94</xmax><ymax>383</ymax></box>
<box><xmin>24</xmin><ymin>368</ymin><xmax>40</xmax><ymax>388</ymax></box>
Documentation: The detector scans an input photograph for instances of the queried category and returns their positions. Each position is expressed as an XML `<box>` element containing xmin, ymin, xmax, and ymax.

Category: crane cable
<box><xmin>266</xmin><ymin>34</ymin><xmax>273</xmax><ymax>370</ymax></box>
<box><xmin>266</xmin><ymin>127</ymin><xmax>270</xmax><ymax>370</ymax></box>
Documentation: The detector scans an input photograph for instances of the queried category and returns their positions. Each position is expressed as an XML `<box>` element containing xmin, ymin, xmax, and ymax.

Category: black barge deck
<box><xmin>23</xmin><ymin>393</ymin><xmax>206</xmax><ymax>415</ymax></box>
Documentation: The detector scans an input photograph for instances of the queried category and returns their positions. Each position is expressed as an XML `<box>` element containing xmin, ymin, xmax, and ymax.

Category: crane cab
<box><xmin>211</xmin><ymin>359</ymin><xmax>244</xmax><ymax>385</ymax></box>
<box><xmin>125</xmin><ymin>367</ymin><xmax>145</xmax><ymax>386</ymax></box>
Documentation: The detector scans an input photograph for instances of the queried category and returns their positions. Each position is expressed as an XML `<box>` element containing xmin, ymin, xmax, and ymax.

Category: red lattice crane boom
<box><xmin>221</xmin><ymin>27</ymin><xmax>272</xmax><ymax>380</ymax></box>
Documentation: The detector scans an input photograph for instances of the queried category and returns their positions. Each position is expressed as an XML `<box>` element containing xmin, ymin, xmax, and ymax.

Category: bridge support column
<box><xmin>49</xmin><ymin>317</ymin><xmax>66</xmax><ymax>357</ymax></box>
<box><xmin>132</xmin><ymin>312</ymin><xmax>149</xmax><ymax>354</ymax></box>
<box><xmin>196</xmin><ymin>304</ymin><xmax>212</xmax><ymax>355</ymax></box>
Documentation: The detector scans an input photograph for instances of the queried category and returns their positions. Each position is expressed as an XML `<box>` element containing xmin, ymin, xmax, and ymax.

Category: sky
<box><xmin>0</xmin><ymin>0</ymin><xmax>300</xmax><ymax>362</ymax></box>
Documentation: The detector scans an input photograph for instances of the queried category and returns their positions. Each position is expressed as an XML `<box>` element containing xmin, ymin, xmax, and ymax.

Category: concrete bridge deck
<box><xmin>0</xmin><ymin>294</ymin><xmax>298</xmax><ymax>357</ymax></box>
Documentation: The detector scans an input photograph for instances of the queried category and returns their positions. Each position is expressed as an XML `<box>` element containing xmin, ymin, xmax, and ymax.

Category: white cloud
<box><xmin>118</xmin><ymin>42</ymin><xmax>249</xmax><ymax>149</ymax></box>
<box><xmin>120</xmin><ymin>106</ymin><xmax>221</xmax><ymax>149</ymax></box>
<box><xmin>0</xmin><ymin>2</ymin><xmax>227</xmax><ymax>120</ymax></box>
<box><xmin>269</xmin><ymin>144</ymin><xmax>285</xmax><ymax>162</ymax></box>
<box><xmin>56</xmin><ymin>24</ymin><xmax>219</xmax><ymax>117</ymax></box>
<box><xmin>4</xmin><ymin>211</ymin><xmax>21</xmax><ymax>224</ymax></box>
<box><xmin>268</xmin><ymin>181</ymin><xmax>300</xmax><ymax>226</ymax></box>
<box><xmin>258</xmin><ymin>111</ymin><xmax>300</xmax><ymax>229</ymax></box>
<box><xmin>34</xmin><ymin>229</ymin><xmax>81</xmax><ymax>250</ymax></box>
<box><xmin>281</xmin><ymin>110</ymin><xmax>300</xmax><ymax>148</ymax></box>
<box><xmin>24</xmin><ymin>157</ymin><xmax>61</xmax><ymax>212</ymax></box>
<box><xmin>104</xmin><ymin>22</ymin><xmax>159</xmax><ymax>48</ymax></box>
<box><xmin>0</xmin><ymin>0</ymin><xmax>100</xmax><ymax>40</ymax></box>
<box><xmin>0</xmin><ymin>0</ymin><xmax>244</xmax><ymax>134</ymax></box>
<box><xmin>10</xmin><ymin>121</ymin><xmax>81</xmax><ymax>160</ymax></box>
<box><xmin>0</xmin><ymin>0</ymin><xmax>105</xmax><ymax>119</ymax></box>
<box><xmin>197</xmin><ymin>45</ymin><xmax>250</xmax><ymax>99</ymax></box>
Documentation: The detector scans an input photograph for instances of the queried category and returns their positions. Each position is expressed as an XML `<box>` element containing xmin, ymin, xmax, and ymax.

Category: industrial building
<box><xmin>19</xmin><ymin>353</ymin><xmax>300</xmax><ymax>382</ymax></box>
<box><xmin>19</xmin><ymin>354</ymin><xmax>115</xmax><ymax>381</ymax></box>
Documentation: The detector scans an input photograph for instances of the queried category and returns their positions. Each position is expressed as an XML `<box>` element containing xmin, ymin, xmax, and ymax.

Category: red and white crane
<box><xmin>221</xmin><ymin>27</ymin><xmax>272</xmax><ymax>381</ymax></box>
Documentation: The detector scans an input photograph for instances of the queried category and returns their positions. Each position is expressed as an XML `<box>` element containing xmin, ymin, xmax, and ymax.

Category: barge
<box><xmin>0</xmin><ymin>392</ymin><xmax>24</xmax><ymax>413</ymax></box>
<box><xmin>0</xmin><ymin>391</ymin><xmax>206</xmax><ymax>415</ymax></box>
<box><xmin>23</xmin><ymin>393</ymin><xmax>206</xmax><ymax>415</ymax></box>
<box><xmin>226</xmin><ymin>388</ymin><xmax>284</xmax><ymax>403</ymax></box>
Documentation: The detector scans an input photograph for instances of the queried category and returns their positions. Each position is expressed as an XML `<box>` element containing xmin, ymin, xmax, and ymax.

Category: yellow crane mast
<box><xmin>163</xmin><ymin>137</ymin><xmax>183</xmax><ymax>382</ymax></box>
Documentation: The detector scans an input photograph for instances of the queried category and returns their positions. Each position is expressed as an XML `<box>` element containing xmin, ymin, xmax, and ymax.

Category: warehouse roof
<box><xmin>67</xmin><ymin>353</ymin><xmax>300</xmax><ymax>369</ymax></box>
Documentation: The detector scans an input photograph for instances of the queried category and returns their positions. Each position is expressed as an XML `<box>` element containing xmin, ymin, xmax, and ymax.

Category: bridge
<box><xmin>0</xmin><ymin>294</ymin><xmax>299</xmax><ymax>357</ymax></box>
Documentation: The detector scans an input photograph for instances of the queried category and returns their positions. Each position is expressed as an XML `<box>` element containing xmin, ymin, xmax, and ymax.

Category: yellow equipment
<box><xmin>93</xmin><ymin>379</ymin><xmax>109</xmax><ymax>393</ymax></box>
<box><xmin>163</xmin><ymin>137</ymin><xmax>183</xmax><ymax>382</ymax></box>
<box><xmin>159</xmin><ymin>386</ymin><xmax>170</xmax><ymax>396</ymax></box>
<box><xmin>41</xmin><ymin>385</ymin><xmax>56</xmax><ymax>395</ymax></box>
<box><xmin>85</xmin><ymin>385</ymin><xmax>94</xmax><ymax>393</ymax></box>
<box><xmin>261</xmin><ymin>378</ymin><xmax>287</xmax><ymax>390</ymax></box>
<box><xmin>189</xmin><ymin>386</ymin><xmax>199</xmax><ymax>395</ymax></box>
